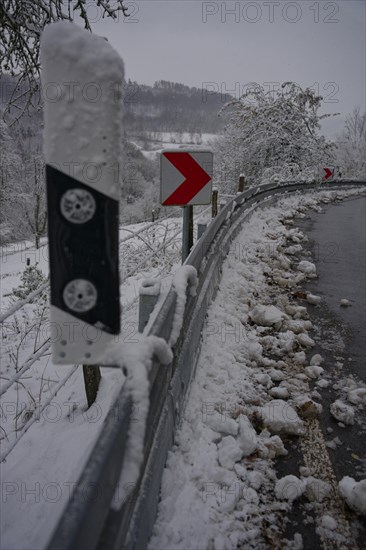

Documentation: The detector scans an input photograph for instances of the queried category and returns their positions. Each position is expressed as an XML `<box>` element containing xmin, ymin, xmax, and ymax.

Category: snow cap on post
<box><xmin>41</xmin><ymin>22</ymin><xmax>124</xmax><ymax>365</ymax></box>
<box><xmin>41</xmin><ymin>21</ymin><xmax>124</xmax><ymax>198</ymax></box>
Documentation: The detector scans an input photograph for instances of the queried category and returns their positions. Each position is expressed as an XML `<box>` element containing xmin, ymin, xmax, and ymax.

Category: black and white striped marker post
<box><xmin>41</xmin><ymin>22</ymin><xmax>124</xmax><ymax>365</ymax></box>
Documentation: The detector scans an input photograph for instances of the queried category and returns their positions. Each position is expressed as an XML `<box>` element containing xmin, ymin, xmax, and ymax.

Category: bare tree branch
<box><xmin>0</xmin><ymin>0</ymin><xmax>129</xmax><ymax>122</ymax></box>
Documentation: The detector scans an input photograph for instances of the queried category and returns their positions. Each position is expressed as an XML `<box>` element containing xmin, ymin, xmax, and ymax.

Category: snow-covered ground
<box><xmin>130</xmin><ymin>131</ymin><xmax>218</xmax><ymax>160</ymax></box>
<box><xmin>149</xmin><ymin>187</ymin><xmax>366</xmax><ymax>550</ymax></box>
<box><xmin>0</xmin><ymin>214</ymin><xmax>194</xmax><ymax>550</ymax></box>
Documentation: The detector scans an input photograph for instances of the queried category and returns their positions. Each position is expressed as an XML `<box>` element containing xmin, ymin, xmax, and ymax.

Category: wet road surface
<box><xmin>278</xmin><ymin>195</ymin><xmax>366</xmax><ymax>549</ymax></box>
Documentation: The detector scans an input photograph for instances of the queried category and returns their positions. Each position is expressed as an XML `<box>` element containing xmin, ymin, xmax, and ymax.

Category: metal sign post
<box><xmin>160</xmin><ymin>150</ymin><xmax>213</xmax><ymax>263</ymax></box>
<box><xmin>212</xmin><ymin>188</ymin><xmax>218</xmax><ymax>217</ymax></box>
<box><xmin>182</xmin><ymin>205</ymin><xmax>194</xmax><ymax>263</ymax></box>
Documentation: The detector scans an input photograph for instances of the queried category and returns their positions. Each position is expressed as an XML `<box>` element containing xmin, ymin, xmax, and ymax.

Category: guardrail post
<box><xmin>239</xmin><ymin>174</ymin><xmax>246</xmax><ymax>192</ymax></box>
<box><xmin>197</xmin><ymin>223</ymin><xmax>207</xmax><ymax>239</ymax></box>
<box><xmin>212</xmin><ymin>188</ymin><xmax>218</xmax><ymax>217</ymax></box>
<box><xmin>82</xmin><ymin>365</ymin><xmax>101</xmax><ymax>408</ymax></box>
<box><xmin>219</xmin><ymin>200</ymin><xmax>226</xmax><ymax>211</ymax></box>
<box><xmin>139</xmin><ymin>279</ymin><xmax>161</xmax><ymax>333</ymax></box>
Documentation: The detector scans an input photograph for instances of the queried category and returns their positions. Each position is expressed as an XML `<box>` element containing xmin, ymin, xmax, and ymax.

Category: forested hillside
<box><xmin>0</xmin><ymin>75</ymin><xmax>225</xmax><ymax>134</ymax></box>
<box><xmin>124</xmin><ymin>80</ymin><xmax>225</xmax><ymax>134</ymax></box>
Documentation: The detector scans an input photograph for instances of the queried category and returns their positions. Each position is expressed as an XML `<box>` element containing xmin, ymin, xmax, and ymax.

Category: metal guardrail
<box><xmin>47</xmin><ymin>179</ymin><xmax>366</xmax><ymax>550</ymax></box>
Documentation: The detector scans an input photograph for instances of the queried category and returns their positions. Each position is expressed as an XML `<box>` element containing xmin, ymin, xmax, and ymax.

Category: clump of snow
<box><xmin>247</xmin><ymin>470</ymin><xmax>264</xmax><ymax>490</ymax></box>
<box><xmin>330</xmin><ymin>399</ymin><xmax>355</xmax><ymax>425</ymax></box>
<box><xmin>280</xmin><ymin>377</ymin><xmax>308</xmax><ymax>397</ymax></box>
<box><xmin>296</xmin><ymin>333</ymin><xmax>315</xmax><ymax>348</ymax></box>
<box><xmin>237</xmin><ymin>415</ymin><xmax>258</xmax><ymax>456</ymax></box>
<box><xmin>254</xmin><ymin>372</ymin><xmax>272</xmax><ymax>388</ymax></box>
<box><xmin>325</xmin><ymin>436</ymin><xmax>342</xmax><ymax>449</ymax></box>
<box><xmin>269</xmin><ymin>368</ymin><xmax>286</xmax><ymax>382</ymax></box>
<box><xmin>316</xmin><ymin>379</ymin><xmax>329</xmax><ymax>388</ymax></box>
<box><xmin>249</xmin><ymin>304</ymin><xmax>288</xmax><ymax>327</ymax></box>
<box><xmin>304</xmin><ymin>476</ymin><xmax>331</xmax><ymax>502</ymax></box>
<box><xmin>260</xmin><ymin>400</ymin><xmax>305</xmax><ymax>435</ymax></box>
<box><xmin>333</xmin><ymin>377</ymin><xmax>366</xmax><ymax>410</ymax></box>
<box><xmin>320</xmin><ymin>515</ymin><xmax>337</xmax><ymax>530</ymax></box>
<box><xmin>247</xmin><ymin>341</ymin><xmax>263</xmax><ymax>361</ymax></box>
<box><xmin>285</xmin><ymin>244</ymin><xmax>303</xmax><ymax>255</ymax></box>
<box><xmin>339</xmin><ymin>476</ymin><xmax>366</xmax><ymax>515</ymax></box>
<box><xmin>293</xmin><ymin>351</ymin><xmax>307</xmax><ymax>364</ymax></box>
<box><xmin>285</xmin><ymin>319</ymin><xmax>307</xmax><ymax>334</ymax></box>
<box><xmin>340</xmin><ymin>299</ymin><xmax>351</xmax><ymax>307</ymax></box>
<box><xmin>169</xmin><ymin>266</ymin><xmax>198</xmax><ymax>346</ymax></box>
<box><xmin>299</xmin><ymin>466</ymin><xmax>314</xmax><ymax>477</ymax></box>
<box><xmin>243</xmin><ymin>487</ymin><xmax>260</xmax><ymax>506</ymax></box>
<box><xmin>217</xmin><ymin>436</ymin><xmax>243</xmax><ymax>469</ymax></box>
<box><xmin>269</xmin><ymin>386</ymin><xmax>290</xmax><ymax>399</ymax></box>
<box><xmin>139</xmin><ymin>278</ymin><xmax>161</xmax><ymax>296</ymax></box>
<box><xmin>310</xmin><ymin>353</ymin><xmax>324</xmax><ymax>365</ymax></box>
<box><xmin>304</xmin><ymin>366</ymin><xmax>324</xmax><ymax>379</ymax></box>
<box><xmin>206</xmin><ymin>414</ymin><xmax>238</xmax><ymax>437</ymax></box>
<box><xmin>348</xmin><ymin>388</ymin><xmax>366</xmax><ymax>406</ymax></box>
<box><xmin>259</xmin><ymin>432</ymin><xmax>288</xmax><ymax>458</ymax></box>
<box><xmin>295</xmin><ymin>398</ymin><xmax>322</xmax><ymax>419</ymax></box>
<box><xmin>277</xmin><ymin>330</ymin><xmax>296</xmax><ymax>353</ymax></box>
<box><xmin>306</xmin><ymin>293</ymin><xmax>321</xmax><ymax>305</ymax></box>
<box><xmin>284</xmin><ymin>533</ymin><xmax>303</xmax><ymax>549</ymax></box>
<box><xmin>275</xmin><ymin>475</ymin><xmax>305</xmax><ymax>501</ymax></box>
<box><xmin>297</xmin><ymin>261</ymin><xmax>316</xmax><ymax>275</ymax></box>
<box><xmin>285</xmin><ymin>304</ymin><xmax>308</xmax><ymax>318</ymax></box>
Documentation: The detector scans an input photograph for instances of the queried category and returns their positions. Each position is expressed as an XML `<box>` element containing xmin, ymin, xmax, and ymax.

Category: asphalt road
<box><xmin>303</xmin><ymin>195</ymin><xmax>366</xmax><ymax>383</ymax></box>
<box><xmin>278</xmin><ymin>195</ymin><xmax>366</xmax><ymax>549</ymax></box>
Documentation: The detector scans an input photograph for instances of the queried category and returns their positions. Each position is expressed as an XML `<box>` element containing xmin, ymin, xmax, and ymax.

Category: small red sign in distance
<box><xmin>324</xmin><ymin>167</ymin><xmax>333</xmax><ymax>180</ymax></box>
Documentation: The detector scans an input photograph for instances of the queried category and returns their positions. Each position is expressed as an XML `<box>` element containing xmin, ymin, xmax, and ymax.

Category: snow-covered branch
<box><xmin>214</xmin><ymin>82</ymin><xmax>337</xmax><ymax>190</ymax></box>
<box><xmin>0</xmin><ymin>0</ymin><xmax>129</xmax><ymax>121</ymax></box>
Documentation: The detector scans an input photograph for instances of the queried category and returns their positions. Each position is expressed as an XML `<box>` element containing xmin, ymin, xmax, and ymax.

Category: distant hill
<box><xmin>0</xmin><ymin>75</ymin><xmax>227</xmax><ymax>135</ymax></box>
<box><xmin>123</xmin><ymin>80</ymin><xmax>226</xmax><ymax>134</ymax></box>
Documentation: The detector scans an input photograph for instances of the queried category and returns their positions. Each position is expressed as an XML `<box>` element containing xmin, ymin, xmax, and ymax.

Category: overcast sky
<box><xmin>92</xmin><ymin>0</ymin><xmax>365</xmax><ymax>137</ymax></box>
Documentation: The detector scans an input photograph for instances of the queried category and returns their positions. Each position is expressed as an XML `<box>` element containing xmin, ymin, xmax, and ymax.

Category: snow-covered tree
<box><xmin>21</xmin><ymin>157</ymin><xmax>47</xmax><ymax>248</ymax></box>
<box><xmin>214</xmin><ymin>82</ymin><xmax>336</xmax><ymax>190</ymax></box>
<box><xmin>0</xmin><ymin>112</ymin><xmax>48</xmax><ymax>245</ymax></box>
<box><xmin>335</xmin><ymin>107</ymin><xmax>366</xmax><ymax>179</ymax></box>
<box><xmin>0</xmin><ymin>116</ymin><xmax>23</xmax><ymax>242</ymax></box>
<box><xmin>0</xmin><ymin>0</ymin><xmax>128</xmax><ymax>118</ymax></box>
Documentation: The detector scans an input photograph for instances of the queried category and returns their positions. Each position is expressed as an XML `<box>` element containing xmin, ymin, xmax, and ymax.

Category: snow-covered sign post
<box><xmin>41</xmin><ymin>22</ymin><xmax>124</xmax><ymax>374</ymax></box>
<box><xmin>160</xmin><ymin>150</ymin><xmax>213</xmax><ymax>262</ymax></box>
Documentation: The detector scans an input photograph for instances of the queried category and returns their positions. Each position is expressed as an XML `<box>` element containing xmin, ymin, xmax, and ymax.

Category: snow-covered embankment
<box><xmin>149</xmin><ymin>188</ymin><xmax>366</xmax><ymax>550</ymax></box>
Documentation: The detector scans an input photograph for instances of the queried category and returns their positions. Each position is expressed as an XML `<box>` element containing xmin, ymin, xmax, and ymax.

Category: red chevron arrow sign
<box><xmin>323</xmin><ymin>167</ymin><xmax>333</xmax><ymax>180</ymax></box>
<box><xmin>160</xmin><ymin>150</ymin><xmax>213</xmax><ymax>206</ymax></box>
